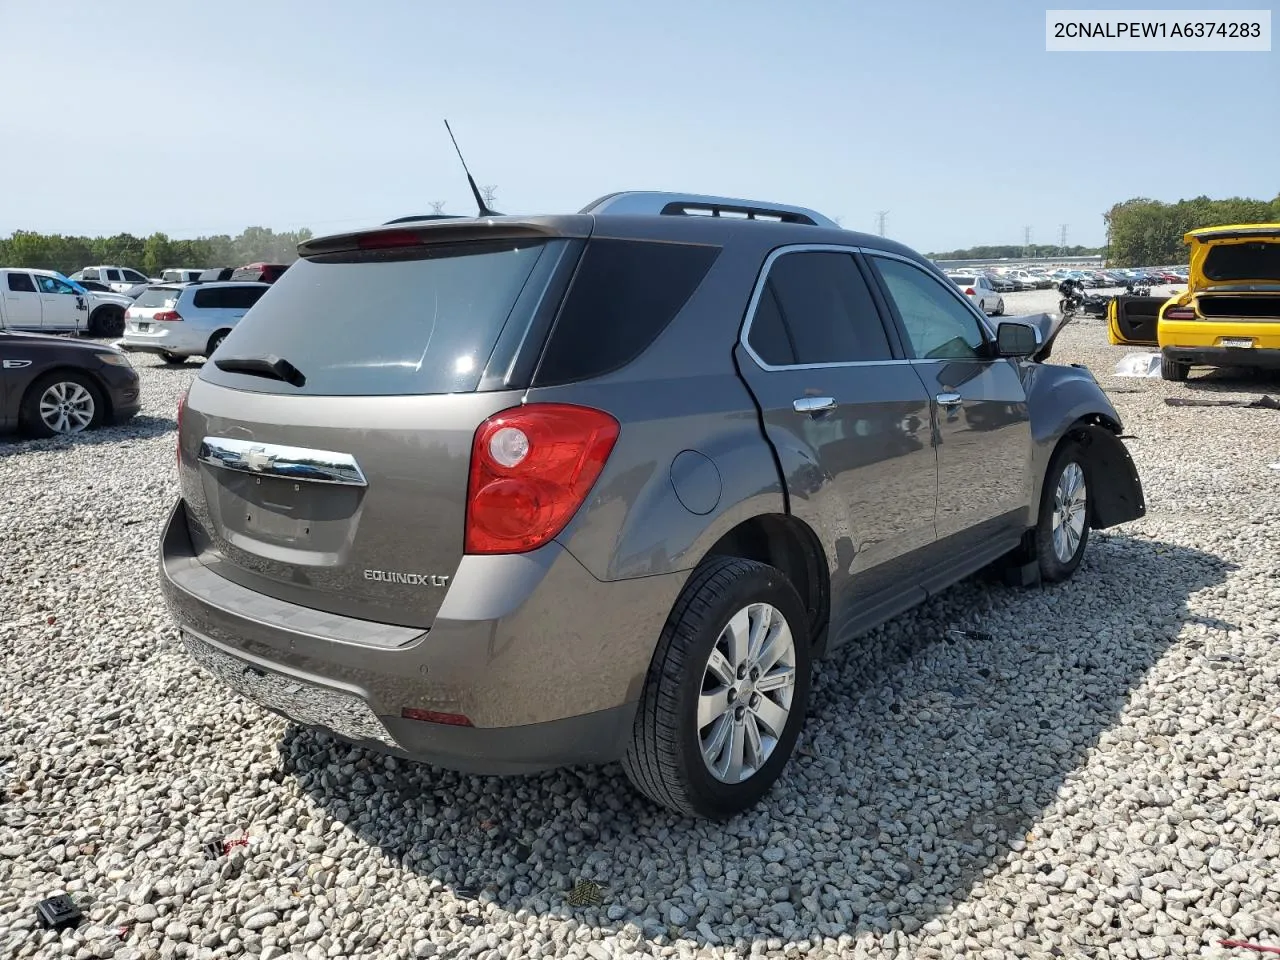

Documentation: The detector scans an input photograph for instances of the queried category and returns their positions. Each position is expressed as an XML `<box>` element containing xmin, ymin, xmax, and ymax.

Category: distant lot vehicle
<box><xmin>1109</xmin><ymin>223</ymin><xmax>1280</xmax><ymax>381</ymax></box>
<box><xmin>69</xmin><ymin>265</ymin><xmax>151</xmax><ymax>293</ymax></box>
<box><xmin>1</xmin><ymin>268</ymin><xmax>131</xmax><ymax>336</ymax></box>
<box><xmin>198</xmin><ymin>268</ymin><xmax>235</xmax><ymax>282</ymax></box>
<box><xmin>161</xmin><ymin>268</ymin><xmax>206</xmax><ymax>283</ymax></box>
<box><xmin>118</xmin><ymin>281</ymin><xmax>270</xmax><ymax>364</ymax></box>
<box><xmin>231</xmin><ymin>262</ymin><xmax>289</xmax><ymax>283</ymax></box>
<box><xmin>951</xmin><ymin>274</ymin><xmax>1005</xmax><ymax>315</ymax></box>
<box><xmin>0</xmin><ymin>322</ymin><xmax>139</xmax><ymax>436</ymax></box>
<box><xmin>159</xmin><ymin>190</ymin><xmax>1145</xmax><ymax>819</ymax></box>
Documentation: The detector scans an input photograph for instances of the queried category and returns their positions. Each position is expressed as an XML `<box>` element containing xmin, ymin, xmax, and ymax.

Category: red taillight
<box><xmin>153</xmin><ymin>310</ymin><xmax>182</xmax><ymax>322</ymax></box>
<box><xmin>1164</xmin><ymin>306</ymin><xmax>1197</xmax><ymax>320</ymax></box>
<box><xmin>357</xmin><ymin>230</ymin><xmax>423</xmax><ymax>250</ymax></box>
<box><xmin>401</xmin><ymin>707</ymin><xmax>473</xmax><ymax>727</ymax></box>
<box><xmin>176</xmin><ymin>388</ymin><xmax>188</xmax><ymax>466</ymax></box>
<box><xmin>464</xmin><ymin>403</ymin><xmax>620</xmax><ymax>555</ymax></box>
<box><xmin>964</xmin><ymin>287</ymin><xmax>976</xmax><ymax>296</ymax></box>
<box><xmin>124</xmin><ymin>309</ymin><xmax>134</xmax><ymax>320</ymax></box>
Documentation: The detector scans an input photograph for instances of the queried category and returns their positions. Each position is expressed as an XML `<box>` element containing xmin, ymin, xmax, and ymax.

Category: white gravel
<box><xmin>2</xmin><ymin>312</ymin><xmax>1279</xmax><ymax>960</ymax></box>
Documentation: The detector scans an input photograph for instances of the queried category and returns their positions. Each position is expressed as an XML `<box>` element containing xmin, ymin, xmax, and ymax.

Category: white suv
<box><xmin>118</xmin><ymin>282</ymin><xmax>270</xmax><ymax>364</ymax></box>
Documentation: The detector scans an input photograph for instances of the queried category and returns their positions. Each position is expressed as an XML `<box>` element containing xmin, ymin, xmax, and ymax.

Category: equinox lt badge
<box><xmin>363</xmin><ymin>570</ymin><xmax>451</xmax><ymax>587</ymax></box>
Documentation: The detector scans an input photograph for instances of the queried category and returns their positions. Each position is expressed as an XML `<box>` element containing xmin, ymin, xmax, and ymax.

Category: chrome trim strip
<box><xmin>198</xmin><ymin>437</ymin><xmax>368</xmax><ymax>487</ymax></box>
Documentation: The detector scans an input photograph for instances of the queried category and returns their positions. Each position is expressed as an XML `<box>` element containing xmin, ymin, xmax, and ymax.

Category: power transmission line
<box><xmin>1023</xmin><ymin>226</ymin><xmax>1032</xmax><ymax>256</ymax></box>
<box><xmin>1058</xmin><ymin>224</ymin><xmax>1069</xmax><ymax>255</ymax></box>
<box><xmin>430</xmin><ymin>201</ymin><xmax>446</xmax><ymax>215</ymax></box>
<box><xmin>481</xmin><ymin>185</ymin><xmax>498</xmax><ymax>208</ymax></box>
<box><xmin>875</xmin><ymin>211</ymin><xmax>889</xmax><ymax>237</ymax></box>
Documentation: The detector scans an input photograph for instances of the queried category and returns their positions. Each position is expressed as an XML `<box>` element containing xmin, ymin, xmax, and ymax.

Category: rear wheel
<box><xmin>89</xmin><ymin>307</ymin><xmax>124</xmax><ymax>338</ymax></box>
<box><xmin>160</xmin><ymin>351</ymin><xmax>186</xmax><ymax>365</ymax></box>
<box><xmin>978</xmin><ymin>299</ymin><xmax>987</xmax><ymax>314</ymax></box>
<box><xmin>621</xmin><ymin>557</ymin><xmax>812</xmax><ymax>820</ymax></box>
<box><xmin>994</xmin><ymin>298</ymin><xmax>1005</xmax><ymax>316</ymax></box>
<box><xmin>1035</xmin><ymin>442</ymin><xmax>1091</xmax><ymax>582</ymax></box>
<box><xmin>21</xmin><ymin>371</ymin><xmax>105</xmax><ymax>438</ymax></box>
<box><xmin>206</xmin><ymin>329</ymin><xmax>230</xmax><ymax>357</ymax></box>
<box><xmin>1160</xmin><ymin>356</ymin><xmax>1189</xmax><ymax>381</ymax></box>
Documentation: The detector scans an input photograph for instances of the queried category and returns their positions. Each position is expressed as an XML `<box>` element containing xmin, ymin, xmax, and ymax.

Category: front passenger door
<box><xmin>866</xmin><ymin>254</ymin><xmax>1032</xmax><ymax>552</ymax></box>
<box><xmin>35</xmin><ymin>275</ymin><xmax>85</xmax><ymax>332</ymax></box>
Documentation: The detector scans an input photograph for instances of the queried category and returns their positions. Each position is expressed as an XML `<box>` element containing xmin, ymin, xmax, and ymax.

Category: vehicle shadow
<box><xmin>0</xmin><ymin>415</ymin><xmax>176</xmax><ymax>456</ymax></box>
<box><xmin>1181</xmin><ymin>366</ymin><xmax>1280</xmax><ymax>394</ymax></box>
<box><xmin>278</xmin><ymin>534</ymin><xmax>1231</xmax><ymax>949</ymax></box>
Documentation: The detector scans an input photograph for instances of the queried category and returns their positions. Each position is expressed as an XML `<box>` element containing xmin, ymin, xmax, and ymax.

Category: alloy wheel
<box><xmin>698</xmin><ymin>602</ymin><xmax>797</xmax><ymax>784</ymax></box>
<box><xmin>38</xmin><ymin>381</ymin><xmax>96</xmax><ymax>435</ymax></box>
<box><xmin>1051</xmin><ymin>462</ymin><xmax>1087</xmax><ymax>563</ymax></box>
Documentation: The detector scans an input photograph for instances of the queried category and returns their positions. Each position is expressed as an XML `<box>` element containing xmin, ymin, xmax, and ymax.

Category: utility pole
<box><xmin>1023</xmin><ymin>226</ymin><xmax>1032</xmax><ymax>258</ymax></box>
<box><xmin>430</xmin><ymin>201</ymin><xmax>446</xmax><ymax>215</ymax></box>
<box><xmin>1058</xmin><ymin>224</ymin><xmax>1069</xmax><ymax>256</ymax></box>
<box><xmin>875</xmin><ymin>210</ymin><xmax>889</xmax><ymax>237</ymax></box>
<box><xmin>481</xmin><ymin>185</ymin><xmax>498</xmax><ymax>209</ymax></box>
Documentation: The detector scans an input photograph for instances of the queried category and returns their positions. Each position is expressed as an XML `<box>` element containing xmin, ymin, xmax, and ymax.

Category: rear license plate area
<box><xmin>181</xmin><ymin>631</ymin><xmax>401</xmax><ymax>748</ymax></box>
<box><xmin>1220</xmin><ymin>337</ymin><xmax>1254</xmax><ymax>349</ymax></box>
<box><xmin>138</xmin><ymin>322</ymin><xmax>150</xmax><ymax>332</ymax></box>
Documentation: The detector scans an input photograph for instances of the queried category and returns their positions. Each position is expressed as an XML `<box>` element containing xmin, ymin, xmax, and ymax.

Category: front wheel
<box><xmin>1035</xmin><ymin>442</ymin><xmax>1091</xmax><ymax>582</ymax></box>
<box><xmin>994</xmin><ymin>298</ymin><xmax>1005</xmax><ymax>316</ymax></box>
<box><xmin>621</xmin><ymin>557</ymin><xmax>812</xmax><ymax>819</ymax></box>
<box><xmin>21</xmin><ymin>372</ymin><xmax>105</xmax><ymax>438</ymax></box>
<box><xmin>160</xmin><ymin>351</ymin><xmax>186</xmax><ymax>365</ymax></box>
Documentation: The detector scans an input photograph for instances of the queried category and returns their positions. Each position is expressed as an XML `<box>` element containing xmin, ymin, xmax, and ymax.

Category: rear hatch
<box><xmin>125</xmin><ymin>286</ymin><xmax>185</xmax><ymax>336</ymax></box>
<box><xmin>1183</xmin><ymin>225</ymin><xmax>1280</xmax><ymax>321</ymax></box>
<box><xmin>178</xmin><ymin>220</ymin><xmax>588</xmax><ymax>628</ymax></box>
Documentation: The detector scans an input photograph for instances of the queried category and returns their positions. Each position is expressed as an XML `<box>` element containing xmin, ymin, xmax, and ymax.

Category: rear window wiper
<box><xmin>213</xmin><ymin>355</ymin><xmax>306</xmax><ymax>388</ymax></box>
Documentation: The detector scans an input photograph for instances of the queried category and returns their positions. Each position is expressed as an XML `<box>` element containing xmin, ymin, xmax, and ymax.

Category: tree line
<box><xmin>1104</xmin><ymin>194</ymin><xmax>1280</xmax><ymax>267</ymax></box>
<box><xmin>0</xmin><ymin>226</ymin><xmax>314</xmax><ymax>278</ymax></box>
<box><xmin>928</xmin><ymin>243</ymin><xmax>1104</xmax><ymax>260</ymax></box>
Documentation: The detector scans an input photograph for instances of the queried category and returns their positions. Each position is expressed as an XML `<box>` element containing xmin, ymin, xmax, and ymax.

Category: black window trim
<box><xmin>861</xmin><ymin>249</ymin><xmax>998</xmax><ymax>362</ymax></box>
<box><xmin>6</xmin><ymin>271</ymin><xmax>37</xmax><ymax>293</ymax></box>
<box><xmin>739</xmin><ymin>243</ymin><xmax>910</xmax><ymax>372</ymax></box>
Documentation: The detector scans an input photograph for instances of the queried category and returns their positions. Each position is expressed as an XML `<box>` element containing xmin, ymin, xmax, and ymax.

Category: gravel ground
<box><xmin>2</xmin><ymin>299</ymin><xmax>1278</xmax><ymax>960</ymax></box>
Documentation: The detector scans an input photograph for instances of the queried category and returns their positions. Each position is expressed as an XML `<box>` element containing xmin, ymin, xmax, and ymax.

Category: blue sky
<box><xmin>1</xmin><ymin>0</ymin><xmax>1275</xmax><ymax>251</ymax></box>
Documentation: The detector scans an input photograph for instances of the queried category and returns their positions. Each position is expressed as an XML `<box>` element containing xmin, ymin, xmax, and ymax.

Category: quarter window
<box><xmin>746</xmin><ymin>251</ymin><xmax>893</xmax><ymax>366</ymax></box>
<box><xmin>106</xmin><ymin>269</ymin><xmax>122</xmax><ymax>282</ymax></box>
<box><xmin>870</xmin><ymin>256</ymin><xmax>988</xmax><ymax>361</ymax></box>
<box><xmin>6</xmin><ymin>273</ymin><xmax>36</xmax><ymax>293</ymax></box>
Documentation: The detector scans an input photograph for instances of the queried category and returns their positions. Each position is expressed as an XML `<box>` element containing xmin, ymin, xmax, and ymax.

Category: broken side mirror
<box><xmin>996</xmin><ymin>320</ymin><xmax>1041</xmax><ymax>358</ymax></box>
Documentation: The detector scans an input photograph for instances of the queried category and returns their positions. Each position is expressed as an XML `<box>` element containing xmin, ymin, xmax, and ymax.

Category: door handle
<box><xmin>793</xmin><ymin>396</ymin><xmax>837</xmax><ymax>414</ymax></box>
<box><xmin>936</xmin><ymin>392</ymin><xmax>963</xmax><ymax>407</ymax></box>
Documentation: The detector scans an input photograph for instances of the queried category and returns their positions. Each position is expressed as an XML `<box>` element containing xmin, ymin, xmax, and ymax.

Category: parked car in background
<box><xmin>951</xmin><ymin>274</ymin><xmax>1005</xmax><ymax>315</ymax></box>
<box><xmin>231</xmin><ymin>262</ymin><xmax>289</xmax><ymax>283</ymax></box>
<box><xmin>1</xmin><ymin>268</ymin><xmax>132</xmax><ymax>336</ymax></box>
<box><xmin>0</xmin><ymin>320</ymin><xmax>139</xmax><ymax>436</ymax></box>
<box><xmin>161</xmin><ymin>268</ymin><xmax>206</xmax><ymax>283</ymax></box>
<box><xmin>118</xmin><ymin>281</ymin><xmax>270</xmax><ymax>364</ymax></box>
<box><xmin>1109</xmin><ymin>223</ymin><xmax>1280</xmax><ymax>381</ymax></box>
<box><xmin>198</xmin><ymin>268</ymin><xmax>235</xmax><ymax>282</ymax></box>
<box><xmin>158</xmin><ymin>191</ymin><xmax>1145</xmax><ymax>819</ymax></box>
<box><xmin>985</xmin><ymin>273</ymin><xmax>1016</xmax><ymax>293</ymax></box>
<box><xmin>69</xmin><ymin>265</ymin><xmax>151</xmax><ymax>293</ymax></box>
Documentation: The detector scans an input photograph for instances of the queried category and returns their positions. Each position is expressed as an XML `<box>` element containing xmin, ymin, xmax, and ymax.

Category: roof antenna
<box><xmin>444</xmin><ymin>119</ymin><xmax>501</xmax><ymax>217</ymax></box>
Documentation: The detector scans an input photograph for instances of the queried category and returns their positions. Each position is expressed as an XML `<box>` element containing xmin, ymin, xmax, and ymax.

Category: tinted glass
<box><xmin>1203</xmin><ymin>242</ymin><xmax>1280</xmax><ymax>282</ymax></box>
<box><xmin>871</xmin><ymin>256</ymin><xmax>987</xmax><ymax>360</ymax></box>
<box><xmin>200</xmin><ymin>240</ymin><xmax>555</xmax><ymax>396</ymax></box>
<box><xmin>36</xmin><ymin>275</ymin><xmax>75</xmax><ymax>294</ymax></box>
<box><xmin>746</xmin><ymin>284</ymin><xmax>796</xmax><ymax>365</ymax></box>
<box><xmin>753</xmin><ymin>251</ymin><xmax>892</xmax><ymax>365</ymax></box>
<box><xmin>82</xmin><ymin>268</ymin><xmax>100</xmax><ymax>281</ymax></box>
<box><xmin>533</xmin><ymin>239</ymin><xmax>720</xmax><ymax>387</ymax></box>
<box><xmin>122</xmin><ymin>269</ymin><xmax>147</xmax><ymax>282</ymax></box>
<box><xmin>6</xmin><ymin>273</ymin><xmax>36</xmax><ymax>293</ymax></box>
<box><xmin>193</xmin><ymin>286</ymin><xmax>268</xmax><ymax>310</ymax></box>
<box><xmin>135</xmin><ymin>287</ymin><xmax>183</xmax><ymax>308</ymax></box>
<box><xmin>951</xmin><ymin>275</ymin><xmax>977</xmax><ymax>285</ymax></box>
<box><xmin>106</xmin><ymin>269</ymin><xmax>122</xmax><ymax>281</ymax></box>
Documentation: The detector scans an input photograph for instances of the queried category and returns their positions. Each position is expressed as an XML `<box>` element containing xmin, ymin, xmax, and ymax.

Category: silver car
<box><xmin>119</xmin><ymin>281</ymin><xmax>270</xmax><ymax>364</ymax></box>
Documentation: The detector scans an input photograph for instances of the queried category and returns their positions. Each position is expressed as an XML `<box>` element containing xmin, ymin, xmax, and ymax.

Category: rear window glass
<box><xmin>532</xmin><ymin>239</ymin><xmax>720</xmax><ymax>387</ymax></box>
<box><xmin>135</xmin><ymin>287</ymin><xmax>182</xmax><ymax>308</ymax></box>
<box><xmin>1203</xmin><ymin>242</ymin><xmax>1280</xmax><ymax>282</ymax></box>
<box><xmin>193</xmin><ymin>286</ymin><xmax>267</xmax><ymax>310</ymax></box>
<box><xmin>951</xmin><ymin>276</ymin><xmax>977</xmax><ymax>285</ymax></box>
<box><xmin>199</xmin><ymin>240</ymin><xmax>554</xmax><ymax>396</ymax></box>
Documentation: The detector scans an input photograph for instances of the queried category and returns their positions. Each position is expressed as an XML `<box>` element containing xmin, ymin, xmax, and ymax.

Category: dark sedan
<box><xmin>0</xmin><ymin>329</ymin><xmax>141</xmax><ymax>437</ymax></box>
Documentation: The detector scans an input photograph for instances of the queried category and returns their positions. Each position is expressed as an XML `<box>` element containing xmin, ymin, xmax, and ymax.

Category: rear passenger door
<box><xmin>865</xmin><ymin>253</ymin><xmax>1032</xmax><ymax>556</ymax></box>
<box><xmin>734</xmin><ymin>246</ymin><xmax>938</xmax><ymax>641</ymax></box>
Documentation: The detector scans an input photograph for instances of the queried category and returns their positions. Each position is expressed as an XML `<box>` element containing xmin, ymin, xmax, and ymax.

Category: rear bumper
<box><xmin>118</xmin><ymin>325</ymin><xmax>204</xmax><ymax>356</ymax></box>
<box><xmin>1163</xmin><ymin>346</ymin><xmax>1280</xmax><ymax>369</ymax></box>
<box><xmin>158</xmin><ymin>499</ymin><xmax>688</xmax><ymax>774</ymax></box>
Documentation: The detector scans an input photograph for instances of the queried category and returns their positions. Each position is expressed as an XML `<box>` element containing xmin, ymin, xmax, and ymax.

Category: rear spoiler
<box><xmin>297</xmin><ymin>216</ymin><xmax>593</xmax><ymax>258</ymax></box>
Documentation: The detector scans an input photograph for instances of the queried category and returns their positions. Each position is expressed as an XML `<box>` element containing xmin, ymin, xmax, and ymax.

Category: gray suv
<box><xmin>160</xmin><ymin>191</ymin><xmax>1145</xmax><ymax>819</ymax></box>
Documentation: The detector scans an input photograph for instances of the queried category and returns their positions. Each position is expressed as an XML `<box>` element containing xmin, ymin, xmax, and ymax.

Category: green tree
<box><xmin>143</xmin><ymin>232</ymin><xmax>174</xmax><ymax>277</ymax></box>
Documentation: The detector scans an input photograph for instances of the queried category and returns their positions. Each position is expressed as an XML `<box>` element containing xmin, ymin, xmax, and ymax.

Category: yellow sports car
<box><xmin>1108</xmin><ymin>223</ymin><xmax>1280</xmax><ymax>381</ymax></box>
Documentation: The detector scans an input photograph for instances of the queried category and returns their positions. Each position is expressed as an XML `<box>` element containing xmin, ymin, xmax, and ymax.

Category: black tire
<box><xmin>1034</xmin><ymin>440</ymin><xmax>1091</xmax><ymax>583</ymax></box>
<box><xmin>621</xmin><ymin>557</ymin><xmax>812</xmax><ymax>820</ymax></box>
<box><xmin>89</xmin><ymin>307</ymin><xmax>124</xmax><ymax>338</ymax></box>
<box><xmin>978</xmin><ymin>299</ymin><xmax>987</xmax><ymax>314</ymax></box>
<box><xmin>160</xmin><ymin>351</ymin><xmax>186</xmax><ymax>365</ymax></box>
<box><xmin>206</xmin><ymin>329</ymin><xmax>230</xmax><ymax>358</ymax></box>
<box><xmin>994</xmin><ymin>298</ymin><xmax>1005</xmax><ymax>316</ymax></box>
<box><xmin>20</xmin><ymin>371</ymin><xmax>106</xmax><ymax>438</ymax></box>
<box><xmin>1160</xmin><ymin>356</ymin><xmax>1189</xmax><ymax>381</ymax></box>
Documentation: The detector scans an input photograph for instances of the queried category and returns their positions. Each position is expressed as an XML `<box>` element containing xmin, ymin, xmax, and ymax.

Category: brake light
<box><xmin>124</xmin><ymin>309</ymin><xmax>134</xmax><ymax>320</ymax></box>
<box><xmin>964</xmin><ymin>288</ymin><xmax>976</xmax><ymax>296</ymax></box>
<box><xmin>176</xmin><ymin>388</ymin><xmax>188</xmax><ymax>467</ymax></box>
<box><xmin>357</xmin><ymin>230</ymin><xmax>423</xmax><ymax>250</ymax></box>
<box><xmin>1164</xmin><ymin>306</ymin><xmax>1197</xmax><ymax>320</ymax></box>
<box><xmin>153</xmin><ymin>310</ymin><xmax>182</xmax><ymax>322</ymax></box>
<box><xmin>464</xmin><ymin>403</ymin><xmax>620</xmax><ymax>554</ymax></box>
<box><xmin>401</xmin><ymin>707</ymin><xmax>472</xmax><ymax>727</ymax></box>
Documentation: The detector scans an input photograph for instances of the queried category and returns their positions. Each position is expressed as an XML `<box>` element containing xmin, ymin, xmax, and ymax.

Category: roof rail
<box><xmin>580</xmin><ymin>191</ymin><xmax>841</xmax><ymax>229</ymax></box>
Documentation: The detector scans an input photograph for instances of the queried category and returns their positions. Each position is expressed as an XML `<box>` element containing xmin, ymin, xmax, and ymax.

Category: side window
<box><xmin>106</xmin><ymin>269</ymin><xmax>122</xmax><ymax>282</ymax></box>
<box><xmin>82</xmin><ymin>268</ymin><xmax>100</xmax><ymax>281</ymax></box>
<box><xmin>52</xmin><ymin>277</ymin><xmax>76</xmax><ymax>294</ymax></box>
<box><xmin>194</xmin><ymin>286</ymin><xmax>267</xmax><ymax>310</ymax></box>
<box><xmin>36</xmin><ymin>275</ymin><xmax>59</xmax><ymax>294</ymax></box>
<box><xmin>6</xmin><ymin>273</ymin><xmax>37</xmax><ymax>293</ymax></box>
<box><xmin>123</xmin><ymin>269</ymin><xmax>147</xmax><ymax>282</ymax></box>
<box><xmin>746</xmin><ymin>251</ymin><xmax>893</xmax><ymax>366</ymax></box>
<box><xmin>870</xmin><ymin>256</ymin><xmax>988</xmax><ymax>361</ymax></box>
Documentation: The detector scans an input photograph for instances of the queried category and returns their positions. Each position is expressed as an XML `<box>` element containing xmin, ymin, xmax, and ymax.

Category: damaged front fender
<box><xmin>1071</xmin><ymin>423</ymin><xmax>1146</xmax><ymax>529</ymax></box>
